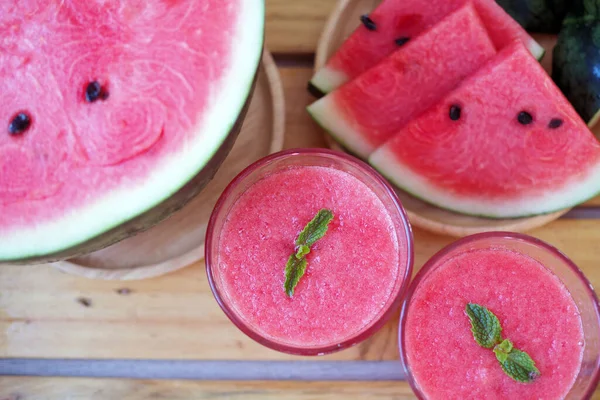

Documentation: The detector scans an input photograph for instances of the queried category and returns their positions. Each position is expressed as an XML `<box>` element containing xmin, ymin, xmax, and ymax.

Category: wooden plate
<box><xmin>49</xmin><ymin>49</ymin><xmax>285</xmax><ymax>280</ymax></box>
<box><xmin>314</xmin><ymin>0</ymin><xmax>569</xmax><ymax>237</ymax></box>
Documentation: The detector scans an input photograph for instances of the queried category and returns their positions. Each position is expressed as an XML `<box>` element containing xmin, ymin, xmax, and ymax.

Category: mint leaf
<box><xmin>296</xmin><ymin>244</ymin><xmax>310</xmax><ymax>259</ymax></box>
<box><xmin>284</xmin><ymin>254</ymin><xmax>307</xmax><ymax>297</ymax></box>
<box><xmin>284</xmin><ymin>209</ymin><xmax>334</xmax><ymax>297</ymax></box>
<box><xmin>465</xmin><ymin>303</ymin><xmax>502</xmax><ymax>348</ymax></box>
<box><xmin>499</xmin><ymin>348</ymin><xmax>540</xmax><ymax>383</ymax></box>
<box><xmin>493</xmin><ymin>339</ymin><xmax>514</xmax><ymax>363</ymax></box>
<box><xmin>296</xmin><ymin>209</ymin><xmax>334</xmax><ymax>248</ymax></box>
<box><xmin>466</xmin><ymin>303</ymin><xmax>541</xmax><ymax>383</ymax></box>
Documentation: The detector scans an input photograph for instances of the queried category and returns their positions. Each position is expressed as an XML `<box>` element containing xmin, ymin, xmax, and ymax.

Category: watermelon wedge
<box><xmin>310</xmin><ymin>0</ymin><xmax>544</xmax><ymax>94</ymax></box>
<box><xmin>369</xmin><ymin>42</ymin><xmax>600</xmax><ymax>218</ymax></box>
<box><xmin>308</xmin><ymin>4</ymin><xmax>496</xmax><ymax>158</ymax></box>
<box><xmin>0</xmin><ymin>1</ymin><xmax>264</xmax><ymax>263</ymax></box>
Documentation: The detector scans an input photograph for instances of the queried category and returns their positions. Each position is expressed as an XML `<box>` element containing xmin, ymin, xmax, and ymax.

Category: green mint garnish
<box><xmin>466</xmin><ymin>303</ymin><xmax>502</xmax><ymax>349</ymax></box>
<box><xmin>284</xmin><ymin>255</ymin><xmax>308</xmax><ymax>298</ymax></box>
<box><xmin>284</xmin><ymin>209</ymin><xmax>334</xmax><ymax>297</ymax></box>
<box><xmin>466</xmin><ymin>303</ymin><xmax>540</xmax><ymax>383</ymax></box>
<box><xmin>295</xmin><ymin>209</ymin><xmax>334</xmax><ymax>248</ymax></box>
<box><xmin>498</xmin><ymin>348</ymin><xmax>541</xmax><ymax>383</ymax></box>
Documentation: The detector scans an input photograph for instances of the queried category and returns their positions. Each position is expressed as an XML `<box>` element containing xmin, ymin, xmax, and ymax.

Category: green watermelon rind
<box><xmin>0</xmin><ymin>1</ymin><xmax>266</xmax><ymax>263</ymax></box>
<box><xmin>495</xmin><ymin>0</ymin><xmax>570</xmax><ymax>34</ymax></box>
<box><xmin>552</xmin><ymin>21</ymin><xmax>600</xmax><ymax>126</ymax></box>
<box><xmin>307</xmin><ymin>96</ymin><xmax>374</xmax><ymax>159</ymax></box>
<box><xmin>309</xmin><ymin>65</ymin><xmax>349</xmax><ymax>95</ymax></box>
<box><xmin>369</xmin><ymin>147</ymin><xmax>600</xmax><ymax>219</ymax></box>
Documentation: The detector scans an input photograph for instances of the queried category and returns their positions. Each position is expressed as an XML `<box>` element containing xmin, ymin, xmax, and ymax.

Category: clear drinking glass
<box><xmin>399</xmin><ymin>232</ymin><xmax>600</xmax><ymax>399</ymax></box>
<box><xmin>206</xmin><ymin>148</ymin><xmax>414</xmax><ymax>355</ymax></box>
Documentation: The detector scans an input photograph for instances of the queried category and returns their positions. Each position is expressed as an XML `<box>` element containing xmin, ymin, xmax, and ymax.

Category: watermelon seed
<box><xmin>8</xmin><ymin>112</ymin><xmax>31</xmax><ymax>135</ymax></box>
<box><xmin>548</xmin><ymin>118</ymin><xmax>563</xmax><ymax>129</ymax></box>
<box><xmin>517</xmin><ymin>111</ymin><xmax>533</xmax><ymax>125</ymax></box>
<box><xmin>360</xmin><ymin>15</ymin><xmax>377</xmax><ymax>31</ymax></box>
<box><xmin>86</xmin><ymin>81</ymin><xmax>109</xmax><ymax>103</ymax></box>
<box><xmin>449</xmin><ymin>105</ymin><xmax>461</xmax><ymax>121</ymax></box>
<box><xmin>395</xmin><ymin>37</ymin><xmax>410</xmax><ymax>46</ymax></box>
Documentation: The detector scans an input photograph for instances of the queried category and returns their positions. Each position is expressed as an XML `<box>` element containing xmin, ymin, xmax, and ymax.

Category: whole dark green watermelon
<box><xmin>496</xmin><ymin>0</ymin><xmax>569</xmax><ymax>33</ymax></box>
<box><xmin>553</xmin><ymin>16</ymin><xmax>600</xmax><ymax>125</ymax></box>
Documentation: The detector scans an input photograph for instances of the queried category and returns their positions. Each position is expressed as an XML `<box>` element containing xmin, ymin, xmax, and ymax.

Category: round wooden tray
<box><xmin>49</xmin><ymin>49</ymin><xmax>285</xmax><ymax>280</ymax></box>
<box><xmin>315</xmin><ymin>0</ymin><xmax>570</xmax><ymax>237</ymax></box>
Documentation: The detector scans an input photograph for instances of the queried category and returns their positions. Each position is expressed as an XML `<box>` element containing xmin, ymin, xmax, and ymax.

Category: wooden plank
<box><xmin>281</xmin><ymin>67</ymin><xmax>327</xmax><ymax>149</ymax></box>
<box><xmin>266</xmin><ymin>0</ymin><xmax>338</xmax><ymax>54</ymax></box>
<box><xmin>584</xmin><ymin>197</ymin><xmax>600</xmax><ymax>206</ymax></box>
<box><xmin>1</xmin><ymin>378</ymin><xmax>599</xmax><ymax>399</ymax></box>
<box><xmin>1</xmin><ymin>220</ymin><xmax>599</xmax><ymax>360</ymax></box>
<box><xmin>0</xmin><ymin>378</ymin><xmax>416</xmax><ymax>399</ymax></box>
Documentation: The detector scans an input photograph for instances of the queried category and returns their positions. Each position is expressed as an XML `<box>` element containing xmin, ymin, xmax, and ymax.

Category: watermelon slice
<box><xmin>310</xmin><ymin>0</ymin><xmax>544</xmax><ymax>94</ymax></box>
<box><xmin>0</xmin><ymin>1</ymin><xmax>264</xmax><ymax>263</ymax></box>
<box><xmin>369</xmin><ymin>42</ymin><xmax>600</xmax><ymax>218</ymax></box>
<box><xmin>307</xmin><ymin>4</ymin><xmax>496</xmax><ymax>158</ymax></box>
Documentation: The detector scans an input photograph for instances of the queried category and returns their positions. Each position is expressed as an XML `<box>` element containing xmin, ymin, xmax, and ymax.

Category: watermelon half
<box><xmin>370</xmin><ymin>42</ymin><xmax>600</xmax><ymax>218</ymax></box>
<box><xmin>310</xmin><ymin>0</ymin><xmax>544</xmax><ymax>94</ymax></box>
<box><xmin>308</xmin><ymin>4</ymin><xmax>497</xmax><ymax>158</ymax></box>
<box><xmin>0</xmin><ymin>1</ymin><xmax>264</xmax><ymax>263</ymax></box>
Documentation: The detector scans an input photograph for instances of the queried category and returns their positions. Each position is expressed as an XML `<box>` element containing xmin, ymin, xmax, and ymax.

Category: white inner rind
<box><xmin>370</xmin><ymin>146</ymin><xmax>600</xmax><ymax>218</ymax></box>
<box><xmin>307</xmin><ymin>95</ymin><xmax>374</xmax><ymax>158</ymax></box>
<box><xmin>310</xmin><ymin>66</ymin><xmax>348</xmax><ymax>94</ymax></box>
<box><xmin>0</xmin><ymin>0</ymin><xmax>265</xmax><ymax>261</ymax></box>
<box><xmin>528</xmin><ymin>37</ymin><xmax>545</xmax><ymax>61</ymax></box>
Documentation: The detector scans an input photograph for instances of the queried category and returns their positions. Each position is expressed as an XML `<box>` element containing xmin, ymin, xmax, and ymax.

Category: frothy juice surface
<box><xmin>216</xmin><ymin>165</ymin><xmax>408</xmax><ymax>347</ymax></box>
<box><xmin>404</xmin><ymin>248</ymin><xmax>584</xmax><ymax>399</ymax></box>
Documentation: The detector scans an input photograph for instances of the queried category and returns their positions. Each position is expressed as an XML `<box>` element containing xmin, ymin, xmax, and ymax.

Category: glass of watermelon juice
<box><xmin>206</xmin><ymin>149</ymin><xmax>413</xmax><ymax>355</ymax></box>
<box><xmin>400</xmin><ymin>232</ymin><xmax>600</xmax><ymax>400</ymax></box>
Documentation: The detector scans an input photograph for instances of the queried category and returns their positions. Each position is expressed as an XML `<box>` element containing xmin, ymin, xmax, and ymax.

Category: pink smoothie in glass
<box><xmin>403</xmin><ymin>247</ymin><xmax>584</xmax><ymax>399</ymax></box>
<box><xmin>213</xmin><ymin>163</ymin><xmax>410</xmax><ymax>350</ymax></box>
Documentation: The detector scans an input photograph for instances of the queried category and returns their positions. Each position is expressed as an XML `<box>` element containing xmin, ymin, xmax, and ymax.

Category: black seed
<box><xmin>395</xmin><ymin>37</ymin><xmax>410</xmax><ymax>46</ymax></box>
<box><xmin>449</xmin><ymin>104</ymin><xmax>461</xmax><ymax>121</ymax></box>
<box><xmin>8</xmin><ymin>112</ymin><xmax>31</xmax><ymax>135</ymax></box>
<box><xmin>86</xmin><ymin>81</ymin><xmax>108</xmax><ymax>103</ymax></box>
<box><xmin>77</xmin><ymin>297</ymin><xmax>92</xmax><ymax>307</ymax></box>
<box><xmin>548</xmin><ymin>118</ymin><xmax>563</xmax><ymax>129</ymax></box>
<box><xmin>116</xmin><ymin>288</ymin><xmax>132</xmax><ymax>295</ymax></box>
<box><xmin>360</xmin><ymin>14</ymin><xmax>377</xmax><ymax>31</ymax></box>
<box><xmin>517</xmin><ymin>111</ymin><xmax>533</xmax><ymax>125</ymax></box>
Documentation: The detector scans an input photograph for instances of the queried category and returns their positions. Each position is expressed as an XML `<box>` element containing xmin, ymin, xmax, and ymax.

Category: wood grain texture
<box><xmin>1</xmin><ymin>378</ymin><xmax>599</xmax><ymax>400</ymax></box>
<box><xmin>0</xmin><ymin>378</ymin><xmax>418</xmax><ymax>399</ymax></box>
<box><xmin>1</xmin><ymin>218</ymin><xmax>599</xmax><ymax>360</ymax></box>
<box><xmin>266</xmin><ymin>0</ymin><xmax>337</xmax><ymax>54</ymax></box>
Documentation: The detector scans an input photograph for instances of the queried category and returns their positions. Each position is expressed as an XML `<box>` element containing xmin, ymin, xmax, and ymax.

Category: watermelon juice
<box><xmin>206</xmin><ymin>149</ymin><xmax>413</xmax><ymax>355</ymax></box>
<box><xmin>400</xmin><ymin>233</ymin><xmax>600</xmax><ymax>400</ymax></box>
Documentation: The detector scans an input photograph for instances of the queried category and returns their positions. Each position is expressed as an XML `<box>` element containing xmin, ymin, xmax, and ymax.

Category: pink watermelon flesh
<box><xmin>0</xmin><ymin>1</ymin><xmax>263</xmax><ymax>261</ymax></box>
<box><xmin>310</xmin><ymin>0</ymin><xmax>543</xmax><ymax>94</ymax></box>
<box><xmin>308</xmin><ymin>4</ymin><xmax>496</xmax><ymax>158</ymax></box>
<box><xmin>370</xmin><ymin>42</ymin><xmax>600</xmax><ymax>218</ymax></box>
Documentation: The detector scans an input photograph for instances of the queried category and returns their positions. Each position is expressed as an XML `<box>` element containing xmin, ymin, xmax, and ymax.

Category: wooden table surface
<box><xmin>2</xmin><ymin>1</ymin><xmax>600</xmax><ymax>398</ymax></box>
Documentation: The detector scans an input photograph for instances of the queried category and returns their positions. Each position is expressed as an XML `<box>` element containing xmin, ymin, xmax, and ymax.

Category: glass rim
<box><xmin>205</xmin><ymin>148</ymin><xmax>415</xmax><ymax>356</ymax></box>
<box><xmin>398</xmin><ymin>231</ymin><xmax>600</xmax><ymax>399</ymax></box>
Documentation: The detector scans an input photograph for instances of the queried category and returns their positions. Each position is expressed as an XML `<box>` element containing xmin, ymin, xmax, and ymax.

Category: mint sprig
<box><xmin>466</xmin><ymin>303</ymin><xmax>502</xmax><ymax>349</ymax></box>
<box><xmin>284</xmin><ymin>209</ymin><xmax>334</xmax><ymax>297</ymax></box>
<box><xmin>466</xmin><ymin>303</ymin><xmax>540</xmax><ymax>383</ymax></box>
